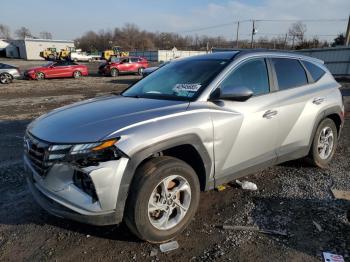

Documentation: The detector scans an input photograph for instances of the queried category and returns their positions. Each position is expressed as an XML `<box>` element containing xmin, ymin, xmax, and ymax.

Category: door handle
<box><xmin>312</xmin><ymin>97</ymin><xmax>325</xmax><ymax>105</ymax></box>
<box><xmin>263</xmin><ymin>110</ymin><xmax>278</xmax><ymax>119</ymax></box>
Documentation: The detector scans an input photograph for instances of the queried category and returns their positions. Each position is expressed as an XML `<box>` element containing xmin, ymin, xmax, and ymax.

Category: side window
<box><xmin>272</xmin><ymin>58</ymin><xmax>308</xmax><ymax>90</ymax></box>
<box><xmin>302</xmin><ymin>60</ymin><xmax>325</xmax><ymax>82</ymax></box>
<box><xmin>130</xmin><ymin>57</ymin><xmax>138</xmax><ymax>63</ymax></box>
<box><xmin>221</xmin><ymin>58</ymin><xmax>270</xmax><ymax>96</ymax></box>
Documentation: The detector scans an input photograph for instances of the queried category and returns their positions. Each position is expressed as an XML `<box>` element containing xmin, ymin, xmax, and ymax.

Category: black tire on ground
<box><xmin>309</xmin><ymin>118</ymin><xmax>338</xmax><ymax>169</ymax></box>
<box><xmin>138</xmin><ymin>67</ymin><xmax>145</xmax><ymax>76</ymax></box>
<box><xmin>35</xmin><ymin>72</ymin><xmax>45</xmax><ymax>80</ymax></box>
<box><xmin>110</xmin><ymin>68</ymin><xmax>119</xmax><ymax>77</ymax></box>
<box><xmin>124</xmin><ymin>156</ymin><xmax>200</xmax><ymax>243</ymax></box>
<box><xmin>0</xmin><ymin>73</ymin><xmax>13</xmax><ymax>84</ymax></box>
<box><xmin>73</xmin><ymin>70</ymin><xmax>82</xmax><ymax>79</ymax></box>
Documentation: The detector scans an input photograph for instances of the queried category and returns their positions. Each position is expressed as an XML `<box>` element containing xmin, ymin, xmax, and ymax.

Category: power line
<box><xmin>179</xmin><ymin>18</ymin><xmax>348</xmax><ymax>34</ymax></box>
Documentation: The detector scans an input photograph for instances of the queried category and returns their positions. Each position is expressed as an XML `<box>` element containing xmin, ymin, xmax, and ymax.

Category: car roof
<box><xmin>213</xmin><ymin>48</ymin><xmax>324</xmax><ymax>64</ymax></box>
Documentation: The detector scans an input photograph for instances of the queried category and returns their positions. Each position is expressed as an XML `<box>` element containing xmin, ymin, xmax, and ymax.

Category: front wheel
<box><xmin>309</xmin><ymin>118</ymin><xmax>338</xmax><ymax>169</ymax></box>
<box><xmin>35</xmin><ymin>72</ymin><xmax>45</xmax><ymax>80</ymax></box>
<box><xmin>73</xmin><ymin>70</ymin><xmax>82</xmax><ymax>79</ymax></box>
<box><xmin>110</xmin><ymin>68</ymin><xmax>119</xmax><ymax>77</ymax></box>
<box><xmin>124</xmin><ymin>156</ymin><xmax>200</xmax><ymax>243</ymax></box>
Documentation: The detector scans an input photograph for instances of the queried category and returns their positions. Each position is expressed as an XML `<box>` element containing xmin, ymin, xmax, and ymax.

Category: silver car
<box><xmin>24</xmin><ymin>50</ymin><xmax>344</xmax><ymax>243</ymax></box>
<box><xmin>0</xmin><ymin>63</ymin><xmax>21</xmax><ymax>84</ymax></box>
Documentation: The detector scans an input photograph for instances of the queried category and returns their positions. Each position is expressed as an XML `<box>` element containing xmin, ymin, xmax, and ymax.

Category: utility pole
<box><xmin>250</xmin><ymin>20</ymin><xmax>256</xmax><ymax>48</ymax></box>
<box><xmin>235</xmin><ymin>21</ymin><xmax>240</xmax><ymax>48</ymax></box>
<box><xmin>345</xmin><ymin>15</ymin><xmax>350</xmax><ymax>46</ymax></box>
<box><xmin>283</xmin><ymin>33</ymin><xmax>288</xmax><ymax>49</ymax></box>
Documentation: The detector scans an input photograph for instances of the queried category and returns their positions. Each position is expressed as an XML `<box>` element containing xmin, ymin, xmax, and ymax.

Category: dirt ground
<box><xmin>0</xmin><ymin>59</ymin><xmax>349</xmax><ymax>262</ymax></box>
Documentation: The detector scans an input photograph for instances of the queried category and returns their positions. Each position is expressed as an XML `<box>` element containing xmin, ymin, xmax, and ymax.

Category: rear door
<box><xmin>269</xmin><ymin>57</ymin><xmax>320</xmax><ymax>160</ymax></box>
<box><xmin>210</xmin><ymin>57</ymin><xmax>279</xmax><ymax>180</ymax></box>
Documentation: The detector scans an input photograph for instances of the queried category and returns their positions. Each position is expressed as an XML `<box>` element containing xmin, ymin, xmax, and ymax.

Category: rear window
<box><xmin>272</xmin><ymin>58</ymin><xmax>308</xmax><ymax>90</ymax></box>
<box><xmin>302</xmin><ymin>60</ymin><xmax>325</xmax><ymax>82</ymax></box>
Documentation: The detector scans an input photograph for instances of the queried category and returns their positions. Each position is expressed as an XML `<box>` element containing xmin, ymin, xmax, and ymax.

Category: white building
<box><xmin>5</xmin><ymin>38</ymin><xmax>75</xmax><ymax>60</ymax></box>
<box><xmin>0</xmin><ymin>39</ymin><xmax>10</xmax><ymax>57</ymax></box>
<box><xmin>129</xmin><ymin>48</ymin><xmax>208</xmax><ymax>62</ymax></box>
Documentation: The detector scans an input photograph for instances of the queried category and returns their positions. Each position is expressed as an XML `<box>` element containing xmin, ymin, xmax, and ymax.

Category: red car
<box><xmin>24</xmin><ymin>61</ymin><xmax>88</xmax><ymax>80</ymax></box>
<box><xmin>98</xmin><ymin>56</ymin><xmax>149</xmax><ymax>77</ymax></box>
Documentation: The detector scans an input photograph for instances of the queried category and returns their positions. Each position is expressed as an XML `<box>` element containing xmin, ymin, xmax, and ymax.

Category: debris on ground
<box><xmin>221</xmin><ymin>225</ymin><xmax>287</xmax><ymax>236</ymax></box>
<box><xmin>159</xmin><ymin>240</ymin><xmax>179</xmax><ymax>253</ymax></box>
<box><xmin>149</xmin><ymin>249</ymin><xmax>158</xmax><ymax>257</ymax></box>
<box><xmin>312</xmin><ymin>221</ymin><xmax>323</xmax><ymax>232</ymax></box>
<box><xmin>235</xmin><ymin>180</ymin><xmax>258</xmax><ymax>191</ymax></box>
<box><xmin>216</xmin><ymin>185</ymin><xmax>227</xmax><ymax>191</ymax></box>
<box><xmin>323</xmin><ymin>252</ymin><xmax>345</xmax><ymax>262</ymax></box>
<box><xmin>331</xmin><ymin>189</ymin><xmax>350</xmax><ymax>201</ymax></box>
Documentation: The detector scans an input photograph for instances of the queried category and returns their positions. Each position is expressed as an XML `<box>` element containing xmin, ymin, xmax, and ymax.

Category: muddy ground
<box><xmin>0</xmin><ymin>59</ymin><xmax>349</xmax><ymax>262</ymax></box>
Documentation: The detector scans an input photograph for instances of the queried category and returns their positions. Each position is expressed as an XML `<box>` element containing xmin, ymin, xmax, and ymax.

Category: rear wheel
<box><xmin>309</xmin><ymin>118</ymin><xmax>338</xmax><ymax>169</ymax></box>
<box><xmin>0</xmin><ymin>73</ymin><xmax>13</xmax><ymax>84</ymax></box>
<box><xmin>138</xmin><ymin>67</ymin><xmax>145</xmax><ymax>76</ymax></box>
<box><xmin>124</xmin><ymin>156</ymin><xmax>200</xmax><ymax>243</ymax></box>
<box><xmin>35</xmin><ymin>72</ymin><xmax>45</xmax><ymax>80</ymax></box>
<box><xmin>73</xmin><ymin>70</ymin><xmax>82</xmax><ymax>79</ymax></box>
<box><xmin>110</xmin><ymin>68</ymin><xmax>119</xmax><ymax>77</ymax></box>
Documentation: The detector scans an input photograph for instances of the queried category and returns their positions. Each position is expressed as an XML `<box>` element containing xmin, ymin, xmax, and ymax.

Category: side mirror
<box><xmin>209</xmin><ymin>86</ymin><xmax>253</xmax><ymax>102</ymax></box>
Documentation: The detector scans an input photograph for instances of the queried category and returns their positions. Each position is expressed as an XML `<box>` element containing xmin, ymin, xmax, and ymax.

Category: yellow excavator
<box><xmin>40</xmin><ymin>47</ymin><xmax>76</xmax><ymax>60</ymax></box>
<box><xmin>102</xmin><ymin>46</ymin><xmax>129</xmax><ymax>60</ymax></box>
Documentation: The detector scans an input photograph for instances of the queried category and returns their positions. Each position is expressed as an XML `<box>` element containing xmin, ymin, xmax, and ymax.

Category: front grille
<box><xmin>24</xmin><ymin>134</ymin><xmax>52</xmax><ymax>177</ymax></box>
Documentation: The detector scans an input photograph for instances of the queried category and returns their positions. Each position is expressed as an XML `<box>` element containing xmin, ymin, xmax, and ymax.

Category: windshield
<box><xmin>122</xmin><ymin>59</ymin><xmax>230</xmax><ymax>100</ymax></box>
<box><xmin>43</xmin><ymin>62</ymin><xmax>54</xmax><ymax>67</ymax></box>
<box><xmin>110</xmin><ymin>56</ymin><xmax>121</xmax><ymax>63</ymax></box>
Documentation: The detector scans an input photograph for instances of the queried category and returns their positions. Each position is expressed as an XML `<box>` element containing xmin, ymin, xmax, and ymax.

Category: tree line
<box><xmin>0</xmin><ymin>22</ymin><xmax>346</xmax><ymax>51</ymax></box>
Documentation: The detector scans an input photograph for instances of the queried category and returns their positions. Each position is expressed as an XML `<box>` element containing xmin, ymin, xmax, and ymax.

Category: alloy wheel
<box><xmin>317</xmin><ymin>126</ymin><xmax>334</xmax><ymax>159</ymax></box>
<box><xmin>148</xmin><ymin>175</ymin><xmax>191</xmax><ymax>230</ymax></box>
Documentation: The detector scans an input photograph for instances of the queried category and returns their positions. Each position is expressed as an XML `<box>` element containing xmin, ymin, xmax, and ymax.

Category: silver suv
<box><xmin>24</xmin><ymin>51</ymin><xmax>344</xmax><ymax>243</ymax></box>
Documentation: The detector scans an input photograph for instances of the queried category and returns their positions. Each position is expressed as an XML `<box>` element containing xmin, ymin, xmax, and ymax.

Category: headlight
<box><xmin>48</xmin><ymin>138</ymin><xmax>120</xmax><ymax>166</ymax></box>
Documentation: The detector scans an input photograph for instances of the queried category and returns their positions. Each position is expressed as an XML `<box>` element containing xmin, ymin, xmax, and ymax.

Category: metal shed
<box><xmin>6</xmin><ymin>38</ymin><xmax>75</xmax><ymax>60</ymax></box>
<box><xmin>295</xmin><ymin>46</ymin><xmax>350</xmax><ymax>77</ymax></box>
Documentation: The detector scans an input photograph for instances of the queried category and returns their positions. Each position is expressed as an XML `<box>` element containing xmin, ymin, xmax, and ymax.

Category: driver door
<box><xmin>118</xmin><ymin>58</ymin><xmax>131</xmax><ymax>72</ymax></box>
<box><xmin>209</xmin><ymin>58</ymin><xmax>280</xmax><ymax>180</ymax></box>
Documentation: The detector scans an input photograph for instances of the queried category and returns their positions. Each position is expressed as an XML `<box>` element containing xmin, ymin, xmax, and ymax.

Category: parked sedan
<box><xmin>98</xmin><ymin>56</ymin><xmax>148</xmax><ymax>77</ymax></box>
<box><xmin>0</xmin><ymin>63</ymin><xmax>21</xmax><ymax>84</ymax></box>
<box><xmin>24</xmin><ymin>61</ymin><xmax>88</xmax><ymax>80</ymax></box>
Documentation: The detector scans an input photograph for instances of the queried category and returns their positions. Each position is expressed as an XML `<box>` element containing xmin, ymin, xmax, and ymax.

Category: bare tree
<box><xmin>0</xmin><ymin>24</ymin><xmax>11</xmax><ymax>39</ymax></box>
<box><xmin>288</xmin><ymin>22</ymin><xmax>307</xmax><ymax>48</ymax></box>
<box><xmin>15</xmin><ymin>27</ymin><xmax>32</xmax><ymax>39</ymax></box>
<box><xmin>39</xmin><ymin>31</ymin><xmax>53</xmax><ymax>39</ymax></box>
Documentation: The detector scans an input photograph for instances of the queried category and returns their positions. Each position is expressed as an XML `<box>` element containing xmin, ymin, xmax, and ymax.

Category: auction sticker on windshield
<box><xmin>173</xmin><ymin>83</ymin><xmax>201</xmax><ymax>92</ymax></box>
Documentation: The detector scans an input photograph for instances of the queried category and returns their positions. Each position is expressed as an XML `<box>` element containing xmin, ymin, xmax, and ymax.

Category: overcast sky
<box><xmin>1</xmin><ymin>0</ymin><xmax>349</xmax><ymax>41</ymax></box>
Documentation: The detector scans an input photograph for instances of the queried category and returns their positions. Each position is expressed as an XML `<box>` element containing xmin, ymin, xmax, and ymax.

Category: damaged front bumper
<box><xmin>24</xmin><ymin>154</ymin><xmax>129</xmax><ymax>226</ymax></box>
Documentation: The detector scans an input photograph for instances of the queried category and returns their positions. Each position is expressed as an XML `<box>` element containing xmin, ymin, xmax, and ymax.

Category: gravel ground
<box><xmin>0</xmin><ymin>59</ymin><xmax>349</xmax><ymax>261</ymax></box>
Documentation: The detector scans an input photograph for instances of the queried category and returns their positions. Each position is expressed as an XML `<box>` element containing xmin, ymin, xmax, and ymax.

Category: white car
<box><xmin>70</xmin><ymin>51</ymin><xmax>93</xmax><ymax>62</ymax></box>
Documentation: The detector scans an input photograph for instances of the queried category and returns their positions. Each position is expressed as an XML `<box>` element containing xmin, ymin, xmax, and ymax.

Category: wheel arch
<box><xmin>114</xmin><ymin>134</ymin><xmax>212</xmax><ymax>220</ymax></box>
<box><xmin>308</xmin><ymin>105</ymin><xmax>343</xmax><ymax>152</ymax></box>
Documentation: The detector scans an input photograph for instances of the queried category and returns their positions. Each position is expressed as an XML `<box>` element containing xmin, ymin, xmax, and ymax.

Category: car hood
<box><xmin>28</xmin><ymin>95</ymin><xmax>189</xmax><ymax>143</ymax></box>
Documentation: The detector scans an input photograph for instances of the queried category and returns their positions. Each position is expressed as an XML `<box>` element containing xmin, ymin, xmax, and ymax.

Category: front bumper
<box><xmin>24</xmin><ymin>154</ymin><xmax>129</xmax><ymax>226</ymax></box>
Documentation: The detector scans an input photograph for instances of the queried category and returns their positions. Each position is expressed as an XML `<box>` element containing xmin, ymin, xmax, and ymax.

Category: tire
<box><xmin>110</xmin><ymin>68</ymin><xmax>119</xmax><ymax>77</ymax></box>
<box><xmin>35</xmin><ymin>72</ymin><xmax>45</xmax><ymax>80</ymax></box>
<box><xmin>309</xmin><ymin>118</ymin><xmax>338</xmax><ymax>169</ymax></box>
<box><xmin>124</xmin><ymin>156</ymin><xmax>200</xmax><ymax>243</ymax></box>
<box><xmin>0</xmin><ymin>73</ymin><xmax>13</xmax><ymax>84</ymax></box>
<box><xmin>48</xmin><ymin>54</ymin><xmax>55</xmax><ymax>61</ymax></box>
<box><xmin>73</xmin><ymin>71</ymin><xmax>82</xmax><ymax>79</ymax></box>
<box><xmin>138</xmin><ymin>67</ymin><xmax>145</xmax><ymax>76</ymax></box>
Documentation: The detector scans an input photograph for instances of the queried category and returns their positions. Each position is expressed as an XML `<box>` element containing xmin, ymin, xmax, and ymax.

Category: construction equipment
<box><xmin>40</xmin><ymin>47</ymin><xmax>76</xmax><ymax>61</ymax></box>
<box><xmin>102</xmin><ymin>46</ymin><xmax>129</xmax><ymax>60</ymax></box>
<box><xmin>39</xmin><ymin>47</ymin><xmax>58</xmax><ymax>60</ymax></box>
